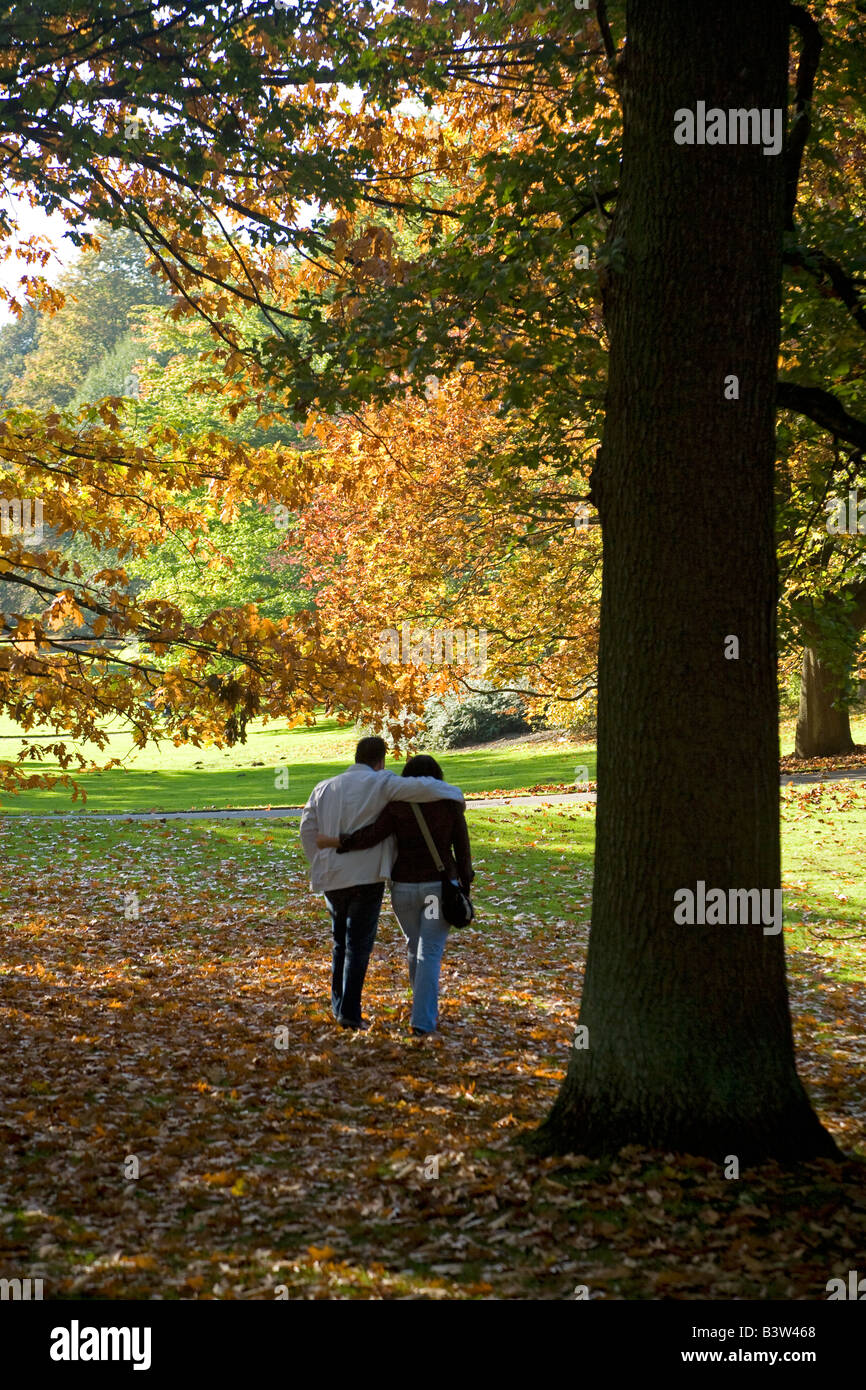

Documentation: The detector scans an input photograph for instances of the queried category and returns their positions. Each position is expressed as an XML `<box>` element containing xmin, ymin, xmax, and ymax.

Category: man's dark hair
<box><xmin>355</xmin><ymin>736</ymin><xmax>387</xmax><ymax>767</ymax></box>
<box><xmin>402</xmin><ymin>754</ymin><xmax>443</xmax><ymax>780</ymax></box>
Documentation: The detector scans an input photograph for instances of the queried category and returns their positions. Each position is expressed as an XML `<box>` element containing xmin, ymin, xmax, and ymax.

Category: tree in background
<box><xmin>2</xmin><ymin>227</ymin><xmax>171</xmax><ymax>409</ymax></box>
<box><xmin>777</xmin><ymin>422</ymin><xmax>865</xmax><ymax>758</ymax></box>
<box><xmin>0</xmin><ymin>301</ymin><xmax>40</xmax><ymax>399</ymax></box>
<box><xmin>99</xmin><ymin>301</ymin><xmax>308</xmax><ymax>626</ymax></box>
<box><xmin>0</xmin><ymin>227</ymin><xmax>314</xmax><ymax>788</ymax></box>
<box><xmin>775</xmin><ymin>49</ymin><xmax>866</xmax><ymax>758</ymax></box>
<box><xmin>289</xmin><ymin>369</ymin><xmax>600</xmax><ymax>744</ymax></box>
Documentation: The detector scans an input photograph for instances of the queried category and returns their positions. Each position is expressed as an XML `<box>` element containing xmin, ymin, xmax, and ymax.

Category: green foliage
<box><xmin>0</xmin><ymin>302</ymin><xmax>39</xmax><ymax>400</ymax></box>
<box><xmin>129</xmin><ymin>306</ymin><xmax>299</xmax><ymax>449</ymax></box>
<box><xmin>3</xmin><ymin>227</ymin><xmax>170</xmax><ymax>409</ymax></box>
<box><xmin>71</xmin><ymin>331</ymin><xmax>141</xmax><ymax>407</ymax></box>
<box><xmin>0</xmin><ymin>230</ymin><xmax>307</xmax><ymax>633</ymax></box>
<box><xmin>423</xmin><ymin>686</ymin><xmax>531</xmax><ymax>748</ymax></box>
<box><xmin>114</xmin><ymin>305</ymin><xmax>308</xmax><ymax>622</ymax></box>
<box><xmin>127</xmin><ymin>498</ymin><xmax>307</xmax><ymax>625</ymax></box>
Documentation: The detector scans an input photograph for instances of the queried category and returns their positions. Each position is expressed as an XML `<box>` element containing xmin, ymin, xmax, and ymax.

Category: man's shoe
<box><xmin>338</xmin><ymin>1016</ymin><xmax>370</xmax><ymax>1031</ymax></box>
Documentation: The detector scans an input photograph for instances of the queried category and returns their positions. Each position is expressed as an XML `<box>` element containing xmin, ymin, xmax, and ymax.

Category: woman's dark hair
<box><xmin>402</xmin><ymin>754</ymin><xmax>444</xmax><ymax>780</ymax></box>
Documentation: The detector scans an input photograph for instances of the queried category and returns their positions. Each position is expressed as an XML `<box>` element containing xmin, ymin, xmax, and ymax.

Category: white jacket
<box><xmin>299</xmin><ymin>763</ymin><xmax>465</xmax><ymax>892</ymax></box>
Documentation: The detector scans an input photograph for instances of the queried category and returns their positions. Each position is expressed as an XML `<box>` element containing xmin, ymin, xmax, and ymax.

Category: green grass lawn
<box><xmin>1</xmin><ymin>784</ymin><xmax>860</xmax><ymax>978</ymax></box>
<box><xmin>0</xmin><ymin>712</ymin><xmax>595</xmax><ymax>814</ymax></box>
<box><xmin>1</xmin><ymin>708</ymin><xmax>864</xmax><ymax>816</ymax></box>
<box><xmin>780</xmin><ymin>712</ymin><xmax>866</xmax><ymax>757</ymax></box>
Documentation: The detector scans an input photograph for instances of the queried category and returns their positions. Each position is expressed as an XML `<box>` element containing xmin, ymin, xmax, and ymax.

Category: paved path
<box><xmin>5</xmin><ymin>766</ymin><xmax>865</xmax><ymax>823</ymax></box>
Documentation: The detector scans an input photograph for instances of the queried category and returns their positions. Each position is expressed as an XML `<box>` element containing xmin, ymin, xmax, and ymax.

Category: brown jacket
<box><xmin>337</xmin><ymin>798</ymin><xmax>474</xmax><ymax>892</ymax></box>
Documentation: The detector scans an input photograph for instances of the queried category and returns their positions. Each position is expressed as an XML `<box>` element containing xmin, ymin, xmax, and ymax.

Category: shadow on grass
<box><xmin>0</xmin><ymin>748</ymin><xmax>598</xmax><ymax>815</ymax></box>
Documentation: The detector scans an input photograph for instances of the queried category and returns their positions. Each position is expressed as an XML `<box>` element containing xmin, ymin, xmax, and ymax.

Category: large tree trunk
<box><xmin>795</xmin><ymin>645</ymin><xmax>855</xmax><ymax>757</ymax></box>
<box><xmin>537</xmin><ymin>0</ymin><xmax>837</xmax><ymax>1160</ymax></box>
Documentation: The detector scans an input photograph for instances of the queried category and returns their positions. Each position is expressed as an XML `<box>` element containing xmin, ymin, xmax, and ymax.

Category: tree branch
<box><xmin>595</xmin><ymin>2</ymin><xmax>617</xmax><ymax>68</ymax></box>
<box><xmin>777</xmin><ymin>381</ymin><xmax>866</xmax><ymax>450</ymax></box>
<box><xmin>786</xmin><ymin>4</ymin><xmax>823</xmax><ymax>229</ymax></box>
<box><xmin>568</xmin><ymin>188</ymin><xmax>617</xmax><ymax>230</ymax></box>
<box><xmin>783</xmin><ymin>243</ymin><xmax>866</xmax><ymax>334</ymax></box>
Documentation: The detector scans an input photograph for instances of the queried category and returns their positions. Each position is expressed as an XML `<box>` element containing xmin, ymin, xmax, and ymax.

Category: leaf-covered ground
<box><xmin>1</xmin><ymin>800</ymin><xmax>864</xmax><ymax>1300</ymax></box>
<box><xmin>781</xmin><ymin>748</ymin><xmax>866</xmax><ymax>775</ymax></box>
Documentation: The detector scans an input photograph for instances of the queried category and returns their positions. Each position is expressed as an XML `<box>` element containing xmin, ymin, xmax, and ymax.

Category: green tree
<box><xmin>7</xmin><ymin>226</ymin><xmax>170</xmax><ymax>409</ymax></box>
<box><xmin>72</xmin><ymin>331</ymin><xmax>141</xmax><ymax>407</ymax></box>
<box><xmin>0</xmin><ymin>301</ymin><xmax>40</xmax><ymax>400</ymax></box>
<box><xmin>128</xmin><ymin>499</ymin><xmax>307</xmax><ymax>625</ymax></box>
<box><xmin>128</xmin><ymin>305</ymin><xmax>300</xmax><ymax>450</ymax></box>
<box><xmin>115</xmin><ymin>303</ymin><xmax>307</xmax><ymax>621</ymax></box>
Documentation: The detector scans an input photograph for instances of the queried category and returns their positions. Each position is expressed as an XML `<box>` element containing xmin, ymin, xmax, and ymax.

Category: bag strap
<box><xmin>410</xmin><ymin>803</ymin><xmax>446</xmax><ymax>873</ymax></box>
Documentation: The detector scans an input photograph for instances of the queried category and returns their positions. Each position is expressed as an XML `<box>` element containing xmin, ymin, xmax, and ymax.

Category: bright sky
<box><xmin>0</xmin><ymin>198</ymin><xmax>86</xmax><ymax>324</ymax></box>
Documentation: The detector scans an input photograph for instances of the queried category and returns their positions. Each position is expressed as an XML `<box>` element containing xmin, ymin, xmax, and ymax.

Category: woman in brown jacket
<box><xmin>317</xmin><ymin>755</ymin><xmax>473</xmax><ymax>1036</ymax></box>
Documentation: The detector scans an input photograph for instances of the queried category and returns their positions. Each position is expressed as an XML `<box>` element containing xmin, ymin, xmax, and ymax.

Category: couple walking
<box><xmin>299</xmin><ymin>736</ymin><xmax>474</xmax><ymax>1036</ymax></box>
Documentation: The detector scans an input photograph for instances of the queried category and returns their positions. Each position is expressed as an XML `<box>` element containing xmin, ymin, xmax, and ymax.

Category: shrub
<box><xmin>423</xmin><ymin>686</ymin><xmax>531</xmax><ymax>748</ymax></box>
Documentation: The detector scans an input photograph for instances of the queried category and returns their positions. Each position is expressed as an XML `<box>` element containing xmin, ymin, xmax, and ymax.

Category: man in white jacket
<box><xmin>300</xmin><ymin>736</ymin><xmax>465</xmax><ymax>1029</ymax></box>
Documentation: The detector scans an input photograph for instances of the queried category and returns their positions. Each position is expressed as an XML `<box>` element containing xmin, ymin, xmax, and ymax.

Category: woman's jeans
<box><xmin>390</xmin><ymin>879</ymin><xmax>450</xmax><ymax>1033</ymax></box>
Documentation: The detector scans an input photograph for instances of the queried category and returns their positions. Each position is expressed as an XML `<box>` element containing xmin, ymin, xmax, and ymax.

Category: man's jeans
<box><xmin>324</xmin><ymin>881</ymin><xmax>385</xmax><ymax>1026</ymax></box>
<box><xmin>390</xmin><ymin>880</ymin><xmax>450</xmax><ymax>1033</ymax></box>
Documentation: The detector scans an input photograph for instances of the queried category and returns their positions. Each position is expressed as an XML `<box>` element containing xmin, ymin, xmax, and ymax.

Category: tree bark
<box><xmin>795</xmin><ymin>645</ymin><xmax>855</xmax><ymax>757</ymax></box>
<box><xmin>536</xmin><ymin>0</ymin><xmax>838</xmax><ymax>1160</ymax></box>
<box><xmin>794</xmin><ymin>586</ymin><xmax>866</xmax><ymax>757</ymax></box>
